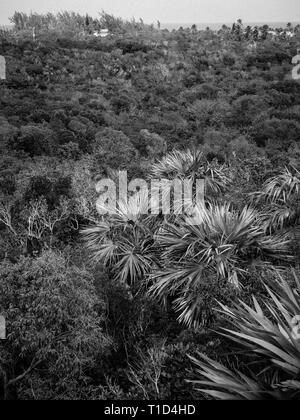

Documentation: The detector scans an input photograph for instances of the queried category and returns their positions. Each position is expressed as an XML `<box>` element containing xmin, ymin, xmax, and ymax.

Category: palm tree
<box><xmin>151</xmin><ymin>149</ymin><xmax>231</xmax><ymax>197</ymax></box>
<box><xmin>252</xmin><ymin>167</ymin><xmax>300</xmax><ymax>231</ymax></box>
<box><xmin>150</xmin><ymin>203</ymin><xmax>291</xmax><ymax>327</ymax></box>
<box><xmin>82</xmin><ymin>189</ymin><xmax>160</xmax><ymax>288</ymax></box>
<box><xmin>189</xmin><ymin>271</ymin><xmax>300</xmax><ymax>400</ymax></box>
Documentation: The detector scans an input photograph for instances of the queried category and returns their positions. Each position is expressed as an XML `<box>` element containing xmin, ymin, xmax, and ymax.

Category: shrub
<box><xmin>12</xmin><ymin>125</ymin><xmax>55</xmax><ymax>157</ymax></box>
<box><xmin>189</xmin><ymin>271</ymin><xmax>300</xmax><ymax>400</ymax></box>
<box><xmin>93</xmin><ymin>128</ymin><xmax>138</xmax><ymax>170</ymax></box>
<box><xmin>0</xmin><ymin>251</ymin><xmax>111</xmax><ymax>400</ymax></box>
<box><xmin>150</xmin><ymin>203</ymin><xmax>292</xmax><ymax>327</ymax></box>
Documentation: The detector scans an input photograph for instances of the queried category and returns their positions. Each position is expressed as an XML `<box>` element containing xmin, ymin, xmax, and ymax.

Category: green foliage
<box><xmin>83</xmin><ymin>191</ymin><xmax>160</xmax><ymax>287</ymax></box>
<box><xmin>1</xmin><ymin>12</ymin><xmax>300</xmax><ymax>400</ymax></box>
<box><xmin>93</xmin><ymin>128</ymin><xmax>138</xmax><ymax>170</ymax></box>
<box><xmin>139</xmin><ymin>129</ymin><xmax>167</xmax><ymax>159</ymax></box>
<box><xmin>189</xmin><ymin>271</ymin><xmax>300</xmax><ymax>400</ymax></box>
<box><xmin>150</xmin><ymin>203</ymin><xmax>291</xmax><ymax>327</ymax></box>
<box><xmin>252</xmin><ymin>118</ymin><xmax>300</xmax><ymax>150</ymax></box>
<box><xmin>0</xmin><ymin>251</ymin><xmax>111</xmax><ymax>399</ymax></box>
<box><xmin>253</xmin><ymin>167</ymin><xmax>300</xmax><ymax>231</ymax></box>
<box><xmin>12</xmin><ymin>125</ymin><xmax>55</xmax><ymax>157</ymax></box>
<box><xmin>151</xmin><ymin>149</ymin><xmax>231</xmax><ymax>196</ymax></box>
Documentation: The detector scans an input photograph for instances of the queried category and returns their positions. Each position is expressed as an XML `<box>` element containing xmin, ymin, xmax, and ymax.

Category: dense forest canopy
<box><xmin>0</xmin><ymin>12</ymin><xmax>300</xmax><ymax>400</ymax></box>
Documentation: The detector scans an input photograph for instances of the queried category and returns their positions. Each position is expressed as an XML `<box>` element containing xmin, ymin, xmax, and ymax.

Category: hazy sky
<box><xmin>1</xmin><ymin>0</ymin><xmax>300</xmax><ymax>25</ymax></box>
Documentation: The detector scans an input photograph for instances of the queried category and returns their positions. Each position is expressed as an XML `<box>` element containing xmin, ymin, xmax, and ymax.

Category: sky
<box><xmin>1</xmin><ymin>0</ymin><xmax>300</xmax><ymax>25</ymax></box>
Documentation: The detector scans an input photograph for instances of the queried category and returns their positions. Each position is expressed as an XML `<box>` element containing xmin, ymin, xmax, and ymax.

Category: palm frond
<box><xmin>150</xmin><ymin>203</ymin><xmax>291</xmax><ymax>327</ymax></box>
<box><xmin>82</xmin><ymin>189</ymin><xmax>160</xmax><ymax>286</ymax></box>
<box><xmin>151</xmin><ymin>149</ymin><xmax>231</xmax><ymax>197</ymax></box>
<box><xmin>189</xmin><ymin>271</ymin><xmax>300</xmax><ymax>400</ymax></box>
<box><xmin>253</xmin><ymin>167</ymin><xmax>300</xmax><ymax>205</ymax></box>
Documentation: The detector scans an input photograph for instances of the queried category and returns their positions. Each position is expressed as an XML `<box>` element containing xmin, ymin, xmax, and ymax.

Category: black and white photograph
<box><xmin>0</xmin><ymin>0</ymin><xmax>300</xmax><ymax>404</ymax></box>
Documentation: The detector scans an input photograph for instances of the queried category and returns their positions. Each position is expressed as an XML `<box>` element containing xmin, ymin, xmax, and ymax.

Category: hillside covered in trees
<box><xmin>0</xmin><ymin>12</ymin><xmax>300</xmax><ymax>400</ymax></box>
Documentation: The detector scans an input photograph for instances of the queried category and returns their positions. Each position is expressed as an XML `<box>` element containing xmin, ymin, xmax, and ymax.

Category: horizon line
<box><xmin>1</xmin><ymin>19</ymin><xmax>300</xmax><ymax>27</ymax></box>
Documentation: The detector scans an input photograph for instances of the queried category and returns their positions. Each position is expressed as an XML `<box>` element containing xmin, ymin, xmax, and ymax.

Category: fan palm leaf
<box><xmin>151</xmin><ymin>149</ymin><xmax>231</xmax><ymax>197</ymax></box>
<box><xmin>189</xmin><ymin>271</ymin><xmax>300</xmax><ymax>400</ymax></box>
<box><xmin>82</xmin><ymin>189</ymin><xmax>160</xmax><ymax>286</ymax></box>
<box><xmin>252</xmin><ymin>167</ymin><xmax>300</xmax><ymax>232</ymax></box>
<box><xmin>150</xmin><ymin>203</ymin><xmax>292</xmax><ymax>327</ymax></box>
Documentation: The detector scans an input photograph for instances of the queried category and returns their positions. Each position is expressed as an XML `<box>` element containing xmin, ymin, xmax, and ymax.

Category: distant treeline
<box><xmin>6</xmin><ymin>12</ymin><xmax>300</xmax><ymax>41</ymax></box>
<box><xmin>9</xmin><ymin>11</ymin><xmax>154</xmax><ymax>33</ymax></box>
